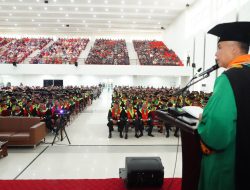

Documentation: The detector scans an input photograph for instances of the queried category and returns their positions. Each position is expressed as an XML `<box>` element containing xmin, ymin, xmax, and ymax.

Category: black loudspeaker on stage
<box><xmin>119</xmin><ymin>157</ymin><xmax>164</xmax><ymax>188</ymax></box>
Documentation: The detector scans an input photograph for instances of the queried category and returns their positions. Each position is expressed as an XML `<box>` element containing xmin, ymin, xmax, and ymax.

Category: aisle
<box><xmin>47</xmin><ymin>88</ymin><xmax>180</xmax><ymax>146</ymax></box>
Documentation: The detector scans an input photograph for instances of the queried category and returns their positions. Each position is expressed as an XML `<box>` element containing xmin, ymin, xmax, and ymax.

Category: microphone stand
<box><xmin>168</xmin><ymin>74</ymin><xmax>210</xmax><ymax>116</ymax></box>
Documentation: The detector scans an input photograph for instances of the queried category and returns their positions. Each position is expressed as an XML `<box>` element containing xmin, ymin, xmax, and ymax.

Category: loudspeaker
<box><xmin>74</xmin><ymin>62</ymin><xmax>78</xmax><ymax>67</ymax></box>
<box><xmin>119</xmin><ymin>157</ymin><xmax>164</xmax><ymax>187</ymax></box>
<box><xmin>13</xmin><ymin>62</ymin><xmax>17</xmax><ymax>67</ymax></box>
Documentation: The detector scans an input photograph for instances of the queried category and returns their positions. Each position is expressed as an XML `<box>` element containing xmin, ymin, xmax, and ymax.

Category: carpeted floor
<box><xmin>0</xmin><ymin>178</ymin><xmax>181</xmax><ymax>190</ymax></box>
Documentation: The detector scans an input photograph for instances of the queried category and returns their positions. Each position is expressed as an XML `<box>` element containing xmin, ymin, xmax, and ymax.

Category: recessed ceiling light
<box><xmin>93</xmin><ymin>15</ymin><xmax>96</xmax><ymax>17</ymax></box>
<box><xmin>38</xmin><ymin>23</ymin><xmax>41</xmax><ymax>26</ymax></box>
<box><xmin>13</xmin><ymin>6</ymin><xmax>16</xmax><ymax>9</ymax></box>
<box><xmin>59</xmin><ymin>7</ymin><xmax>63</xmax><ymax>11</ymax></box>
<box><xmin>136</xmin><ymin>9</ymin><xmax>139</xmax><ymax>12</ymax></box>
<box><xmin>104</xmin><ymin>0</ymin><xmax>108</xmax><ymax>4</ymax></box>
<box><xmin>150</xmin><ymin>9</ymin><xmax>154</xmax><ymax>13</ymax></box>
<box><xmin>65</xmin><ymin>14</ymin><xmax>69</xmax><ymax>17</ymax></box>
<box><xmin>148</xmin><ymin>15</ymin><xmax>151</xmax><ymax>19</ymax></box>
<box><xmin>154</xmin><ymin>1</ymin><xmax>158</xmax><ymax>5</ymax></box>
<box><xmin>132</xmin><ymin>21</ymin><xmax>136</xmax><ymax>24</ymax></box>
<box><xmin>82</xmin><ymin>20</ymin><xmax>85</xmax><ymax>23</ymax></box>
<box><xmin>62</xmin><ymin>24</ymin><xmax>65</xmax><ymax>27</ymax></box>
<box><xmin>121</xmin><ymin>1</ymin><xmax>125</xmax><ymax>4</ymax></box>
<box><xmin>90</xmin><ymin>8</ymin><xmax>94</xmax><ymax>11</ymax></box>
<box><xmin>120</xmin><ymin>9</ymin><xmax>124</xmax><ymax>12</ymax></box>
<box><xmin>57</xmin><ymin>19</ymin><xmax>60</xmax><ymax>22</ymax></box>
<box><xmin>37</xmin><ymin>13</ymin><xmax>41</xmax><ymax>16</ymax></box>
<box><xmin>37</xmin><ymin>0</ymin><xmax>40</xmax><ymax>2</ymax></box>
<box><xmin>5</xmin><ymin>18</ymin><xmax>8</xmax><ymax>21</ymax></box>
<box><xmin>88</xmin><ymin>0</ymin><xmax>91</xmax><ymax>3</ymax></box>
<box><xmin>19</xmin><ymin>0</ymin><xmax>23</xmax><ymax>2</ymax></box>
<box><xmin>75</xmin><ymin>7</ymin><xmax>78</xmax><ymax>11</ymax></box>
<box><xmin>85</xmin><ymin>24</ymin><xmax>88</xmax><ymax>27</ymax></box>
<box><xmin>32</xmin><ymin>19</ymin><xmax>35</xmax><ymax>22</ymax></box>
<box><xmin>108</xmin><ymin>20</ymin><xmax>111</xmax><ymax>23</ymax></box>
<box><xmin>9</xmin><ymin>13</ymin><xmax>12</xmax><ymax>16</ymax></box>
<box><xmin>165</xmin><ymin>10</ymin><xmax>169</xmax><ymax>13</ymax></box>
<box><xmin>29</xmin><ymin>7</ymin><xmax>32</xmax><ymax>10</ymax></box>
<box><xmin>138</xmin><ymin>1</ymin><xmax>141</xmax><ymax>5</ymax></box>
<box><xmin>55</xmin><ymin>28</ymin><xmax>58</xmax><ymax>30</ymax></box>
<box><xmin>53</xmin><ymin>0</ymin><xmax>56</xmax><ymax>2</ymax></box>
<box><xmin>121</xmin><ymin>15</ymin><xmax>124</xmax><ymax>18</ymax></box>
<box><xmin>158</xmin><ymin>22</ymin><xmax>161</xmax><ymax>25</ymax></box>
<box><xmin>105</xmin><ymin>8</ymin><xmax>109</xmax><ymax>12</ymax></box>
<box><xmin>44</xmin><ymin>7</ymin><xmax>48</xmax><ymax>10</ymax></box>
<box><xmin>14</xmin><ymin>23</ymin><xmax>17</xmax><ymax>26</ymax></box>
<box><xmin>70</xmin><ymin>0</ymin><xmax>74</xmax><ymax>2</ymax></box>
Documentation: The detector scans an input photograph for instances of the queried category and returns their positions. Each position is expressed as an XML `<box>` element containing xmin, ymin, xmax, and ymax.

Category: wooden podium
<box><xmin>156</xmin><ymin>110</ymin><xmax>202</xmax><ymax>190</ymax></box>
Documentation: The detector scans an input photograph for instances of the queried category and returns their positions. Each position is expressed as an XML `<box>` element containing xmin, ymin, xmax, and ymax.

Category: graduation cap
<box><xmin>208</xmin><ymin>21</ymin><xmax>250</xmax><ymax>45</ymax></box>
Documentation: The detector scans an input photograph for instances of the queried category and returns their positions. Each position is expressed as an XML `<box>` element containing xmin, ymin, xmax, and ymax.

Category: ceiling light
<box><xmin>59</xmin><ymin>7</ymin><xmax>63</xmax><ymax>11</ymax></box>
<box><xmin>121</xmin><ymin>1</ymin><xmax>125</xmax><ymax>4</ymax></box>
<box><xmin>136</xmin><ymin>9</ymin><xmax>139</xmax><ymax>12</ymax></box>
<box><xmin>13</xmin><ymin>6</ymin><xmax>16</xmax><ymax>9</ymax></box>
<box><xmin>165</xmin><ymin>10</ymin><xmax>169</xmax><ymax>13</ymax></box>
<box><xmin>82</xmin><ymin>20</ymin><xmax>85</xmax><ymax>23</ymax></box>
<box><xmin>9</xmin><ymin>13</ymin><xmax>12</xmax><ymax>16</ymax></box>
<box><xmin>154</xmin><ymin>1</ymin><xmax>158</xmax><ymax>5</ymax></box>
<box><xmin>32</xmin><ymin>19</ymin><xmax>35</xmax><ymax>22</ymax></box>
<box><xmin>37</xmin><ymin>13</ymin><xmax>41</xmax><ymax>16</ymax></box>
<box><xmin>53</xmin><ymin>0</ymin><xmax>56</xmax><ymax>2</ymax></box>
<box><xmin>14</xmin><ymin>23</ymin><xmax>17</xmax><ymax>26</ymax></box>
<box><xmin>38</xmin><ymin>23</ymin><xmax>41</xmax><ymax>26</ymax></box>
<box><xmin>29</xmin><ymin>7</ymin><xmax>32</xmax><ymax>10</ymax></box>
<box><xmin>62</xmin><ymin>24</ymin><xmax>65</xmax><ymax>27</ymax></box>
<box><xmin>104</xmin><ymin>0</ymin><xmax>108</xmax><ymax>4</ymax></box>
<box><xmin>5</xmin><ymin>18</ymin><xmax>8</xmax><ymax>21</ymax></box>
<box><xmin>37</xmin><ymin>0</ymin><xmax>40</xmax><ymax>2</ymax></box>
<box><xmin>19</xmin><ymin>0</ymin><xmax>23</xmax><ymax>2</ymax></box>
<box><xmin>108</xmin><ymin>20</ymin><xmax>111</xmax><ymax>23</ymax></box>
<box><xmin>120</xmin><ymin>9</ymin><xmax>124</xmax><ymax>12</ymax></box>
<box><xmin>93</xmin><ymin>15</ymin><xmax>96</xmax><ymax>17</ymax></box>
<box><xmin>55</xmin><ymin>28</ymin><xmax>58</xmax><ymax>31</ymax></box>
<box><xmin>65</xmin><ymin>14</ymin><xmax>69</xmax><ymax>17</ymax></box>
<box><xmin>90</xmin><ymin>8</ymin><xmax>94</xmax><ymax>11</ymax></box>
<box><xmin>138</xmin><ymin>1</ymin><xmax>141</xmax><ymax>5</ymax></box>
<box><xmin>121</xmin><ymin>15</ymin><xmax>124</xmax><ymax>18</ymax></box>
<box><xmin>132</xmin><ymin>21</ymin><xmax>136</xmax><ymax>24</ymax></box>
<box><xmin>150</xmin><ymin>9</ymin><xmax>154</xmax><ymax>13</ymax></box>
<box><xmin>105</xmin><ymin>8</ymin><xmax>109</xmax><ymax>12</ymax></box>
<box><xmin>158</xmin><ymin>22</ymin><xmax>161</xmax><ymax>25</ymax></box>
<box><xmin>44</xmin><ymin>7</ymin><xmax>48</xmax><ymax>10</ymax></box>
<box><xmin>70</xmin><ymin>0</ymin><xmax>74</xmax><ymax>2</ymax></box>
<box><xmin>75</xmin><ymin>7</ymin><xmax>78</xmax><ymax>11</ymax></box>
<box><xmin>57</xmin><ymin>19</ymin><xmax>60</xmax><ymax>22</ymax></box>
<box><xmin>148</xmin><ymin>15</ymin><xmax>151</xmax><ymax>19</ymax></box>
<box><xmin>88</xmin><ymin>0</ymin><xmax>91</xmax><ymax>3</ymax></box>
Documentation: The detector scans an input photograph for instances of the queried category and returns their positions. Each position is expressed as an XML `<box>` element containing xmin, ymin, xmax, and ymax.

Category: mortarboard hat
<box><xmin>208</xmin><ymin>21</ymin><xmax>250</xmax><ymax>45</ymax></box>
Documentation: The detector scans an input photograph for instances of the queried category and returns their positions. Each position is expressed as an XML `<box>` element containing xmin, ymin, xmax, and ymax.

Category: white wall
<box><xmin>163</xmin><ymin>0</ymin><xmax>250</xmax><ymax>92</ymax></box>
<box><xmin>0</xmin><ymin>74</ymin><xmax>180</xmax><ymax>88</ymax></box>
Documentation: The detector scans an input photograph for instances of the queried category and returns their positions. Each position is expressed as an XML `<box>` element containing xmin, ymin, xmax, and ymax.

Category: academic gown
<box><xmin>198</xmin><ymin>74</ymin><xmax>237</xmax><ymax>190</ymax></box>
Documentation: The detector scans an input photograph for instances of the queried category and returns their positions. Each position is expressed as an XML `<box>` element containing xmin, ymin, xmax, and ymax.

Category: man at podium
<box><xmin>197</xmin><ymin>22</ymin><xmax>250</xmax><ymax>190</ymax></box>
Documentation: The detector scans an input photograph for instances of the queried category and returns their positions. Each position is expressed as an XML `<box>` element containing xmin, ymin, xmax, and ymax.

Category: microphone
<box><xmin>198</xmin><ymin>64</ymin><xmax>219</xmax><ymax>77</ymax></box>
<box><xmin>192</xmin><ymin>67</ymin><xmax>202</xmax><ymax>79</ymax></box>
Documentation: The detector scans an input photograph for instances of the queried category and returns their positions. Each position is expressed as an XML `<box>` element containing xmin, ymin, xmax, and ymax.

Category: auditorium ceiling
<box><xmin>0</xmin><ymin>0</ymin><xmax>198</xmax><ymax>33</ymax></box>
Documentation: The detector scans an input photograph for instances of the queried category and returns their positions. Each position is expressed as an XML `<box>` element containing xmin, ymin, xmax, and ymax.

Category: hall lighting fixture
<box><xmin>75</xmin><ymin>7</ymin><xmax>78</xmax><ymax>11</ymax></box>
<box><xmin>136</xmin><ymin>9</ymin><xmax>139</xmax><ymax>12</ymax></box>
<box><xmin>37</xmin><ymin>0</ymin><xmax>40</xmax><ymax>2</ymax></box>
<box><xmin>19</xmin><ymin>0</ymin><xmax>23</xmax><ymax>2</ymax></box>
<box><xmin>121</xmin><ymin>1</ymin><xmax>125</xmax><ymax>4</ymax></box>
<box><xmin>138</xmin><ymin>1</ymin><xmax>142</xmax><ymax>5</ymax></box>
<box><xmin>59</xmin><ymin>7</ymin><xmax>63</xmax><ymax>11</ymax></box>
<box><xmin>120</xmin><ymin>9</ymin><xmax>124</xmax><ymax>12</ymax></box>
<box><xmin>53</xmin><ymin>0</ymin><xmax>57</xmax><ymax>2</ymax></box>
<box><xmin>5</xmin><ymin>18</ymin><xmax>8</xmax><ymax>21</ymax></box>
<box><xmin>13</xmin><ymin>6</ymin><xmax>16</xmax><ymax>9</ymax></box>
<box><xmin>150</xmin><ymin>9</ymin><xmax>154</xmax><ymax>12</ymax></box>
<box><xmin>105</xmin><ymin>8</ymin><xmax>109</xmax><ymax>11</ymax></box>
<box><xmin>44</xmin><ymin>7</ymin><xmax>48</xmax><ymax>10</ymax></box>
<box><xmin>104</xmin><ymin>0</ymin><xmax>108</xmax><ymax>4</ymax></box>
<box><xmin>121</xmin><ymin>15</ymin><xmax>124</xmax><ymax>18</ymax></box>
<box><xmin>70</xmin><ymin>0</ymin><xmax>74</xmax><ymax>2</ymax></box>
<box><xmin>9</xmin><ymin>13</ymin><xmax>12</xmax><ymax>16</ymax></box>
<box><xmin>90</xmin><ymin>8</ymin><xmax>94</xmax><ymax>11</ymax></box>
<box><xmin>93</xmin><ymin>15</ymin><xmax>96</xmax><ymax>17</ymax></box>
<box><xmin>65</xmin><ymin>14</ymin><xmax>69</xmax><ymax>17</ymax></box>
<box><xmin>37</xmin><ymin>13</ymin><xmax>41</xmax><ymax>16</ymax></box>
<box><xmin>29</xmin><ymin>7</ymin><xmax>32</xmax><ymax>10</ymax></box>
<box><xmin>88</xmin><ymin>0</ymin><xmax>91</xmax><ymax>3</ymax></box>
<box><xmin>154</xmin><ymin>1</ymin><xmax>158</xmax><ymax>5</ymax></box>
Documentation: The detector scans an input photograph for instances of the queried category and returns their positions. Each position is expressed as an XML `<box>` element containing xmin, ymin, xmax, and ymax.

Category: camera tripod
<box><xmin>52</xmin><ymin>115</ymin><xmax>71</xmax><ymax>145</ymax></box>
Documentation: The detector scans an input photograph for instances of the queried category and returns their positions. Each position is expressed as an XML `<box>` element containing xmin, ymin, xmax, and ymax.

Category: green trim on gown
<box><xmin>198</xmin><ymin>74</ymin><xmax>237</xmax><ymax>190</ymax></box>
